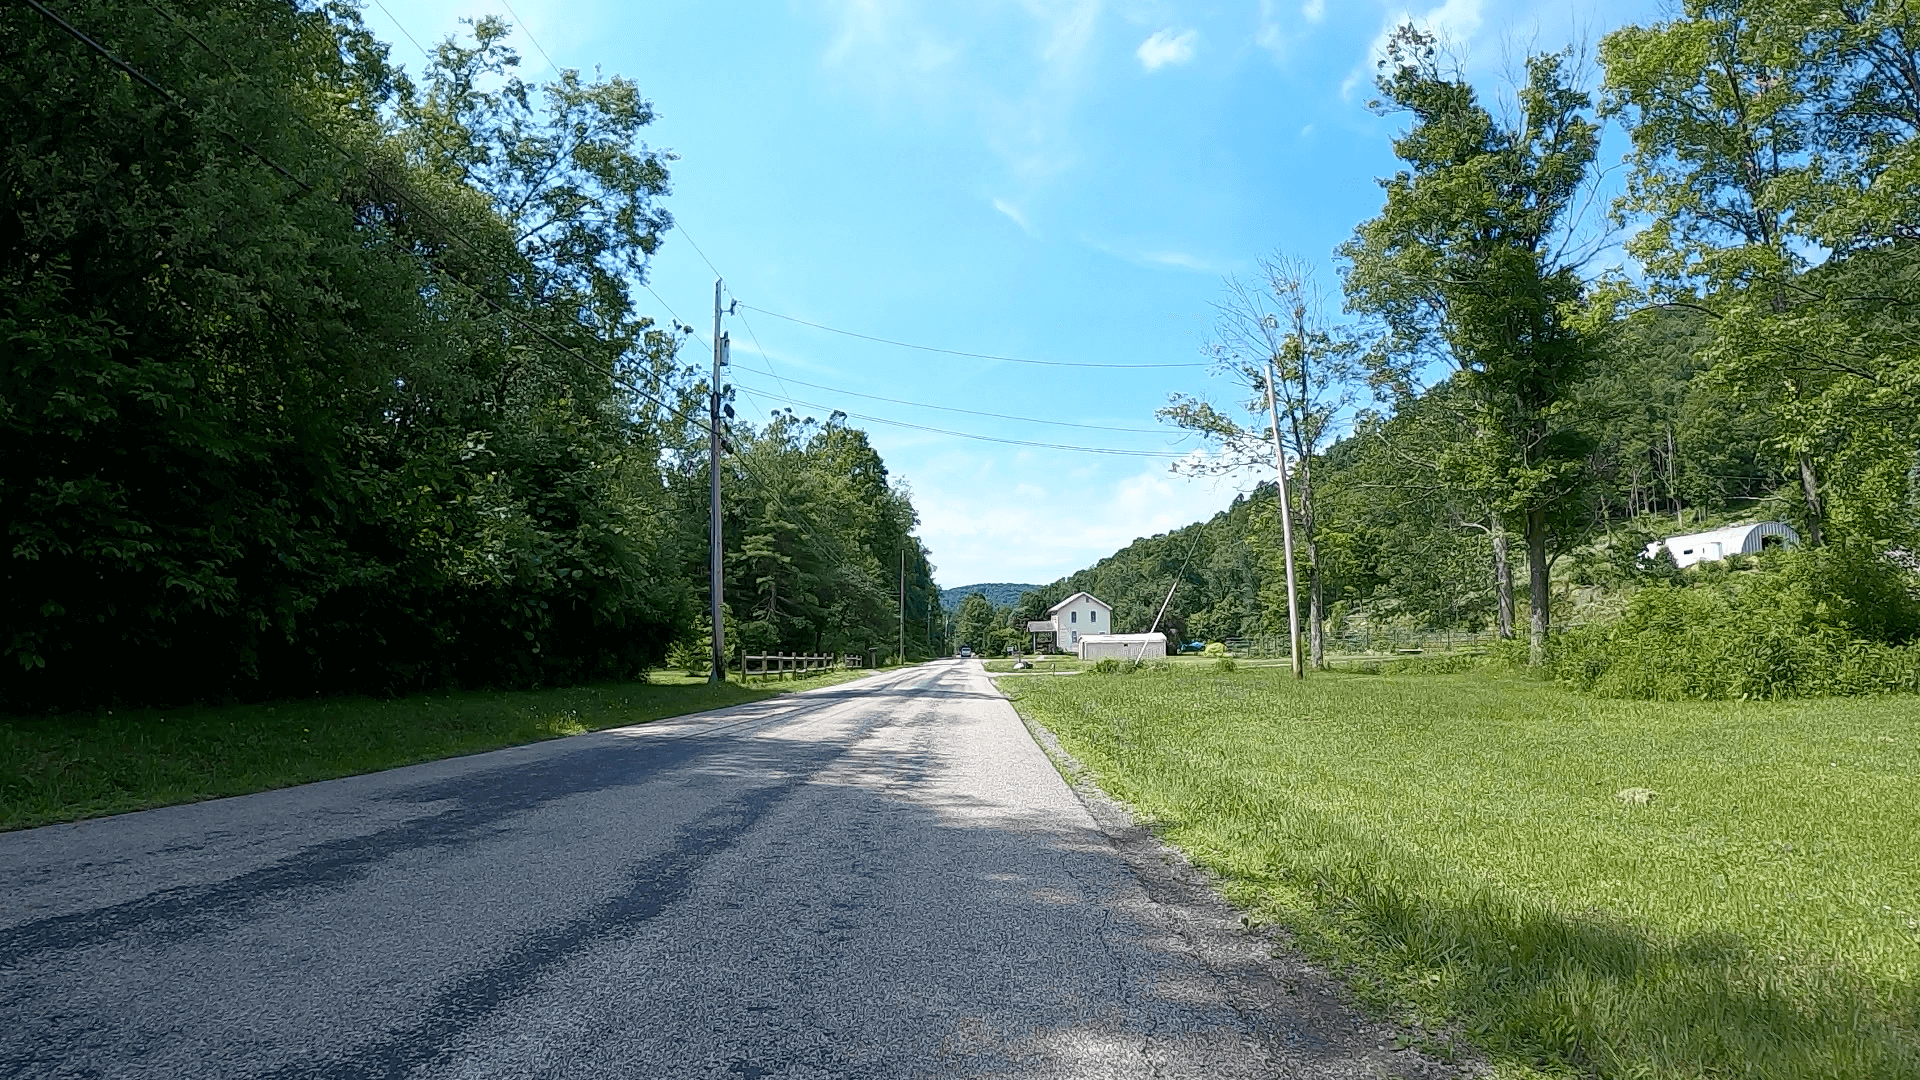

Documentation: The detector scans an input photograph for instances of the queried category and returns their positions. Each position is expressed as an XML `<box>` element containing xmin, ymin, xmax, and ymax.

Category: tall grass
<box><xmin>1005</xmin><ymin>666</ymin><xmax>1920</xmax><ymax>1078</ymax></box>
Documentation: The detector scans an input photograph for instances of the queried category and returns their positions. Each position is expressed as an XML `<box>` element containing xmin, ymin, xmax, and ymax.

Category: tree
<box><xmin>952</xmin><ymin>592</ymin><xmax>996</xmax><ymax>655</ymax></box>
<box><xmin>1161</xmin><ymin>255</ymin><xmax>1359</xmax><ymax>669</ymax></box>
<box><xmin>1341</xmin><ymin>29</ymin><xmax>1602</xmax><ymax>663</ymax></box>
<box><xmin>1601</xmin><ymin>0</ymin><xmax>1920</xmax><ymax>550</ymax></box>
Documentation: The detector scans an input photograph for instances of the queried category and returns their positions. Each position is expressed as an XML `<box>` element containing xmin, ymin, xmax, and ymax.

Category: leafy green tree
<box><xmin>1602</xmin><ymin>0</ymin><xmax>1920</xmax><ymax>549</ymax></box>
<box><xmin>951</xmin><ymin>592</ymin><xmax>995</xmax><ymax>655</ymax></box>
<box><xmin>1341</xmin><ymin>28</ymin><xmax>1602</xmax><ymax>662</ymax></box>
<box><xmin>2</xmin><ymin>2</ymin><xmax>693</xmax><ymax>704</ymax></box>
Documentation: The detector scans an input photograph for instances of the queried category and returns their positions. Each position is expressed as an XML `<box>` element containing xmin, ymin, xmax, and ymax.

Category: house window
<box><xmin>1090</xmin><ymin>610</ymin><xmax>1098</xmax><ymax>623</ymax></box>
<box><xmin>1071</xmin><ymin>611</ymin><xmax>1078</xmax><ymax>623</ymax></box>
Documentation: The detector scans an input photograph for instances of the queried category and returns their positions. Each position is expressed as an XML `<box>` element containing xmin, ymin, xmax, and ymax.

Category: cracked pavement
<box><xmin>0</xmin><ymin>659</ymin><xmax>1472</xmax><ymax>1078</ymax></box>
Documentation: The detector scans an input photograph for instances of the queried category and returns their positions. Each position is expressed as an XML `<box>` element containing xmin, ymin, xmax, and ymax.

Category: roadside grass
<box><xmin>984</xmin><ymin>657</ymin><xmax>1087</xmax><ymax>673</ymax></box>
<box><xmin>1002</xmin><ymin>665</ymin><xmax>1920</xmax><ymax>1079</ymax></box>
<box><xmin>1</xmin><ymin>665</ymin><xmax>884</xmax><ymax>831</ymax></box>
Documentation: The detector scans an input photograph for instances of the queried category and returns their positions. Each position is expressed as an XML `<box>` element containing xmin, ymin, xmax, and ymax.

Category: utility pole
<box><xmin>1264</xmin><ymin>360</ymin><xmax>1304</xmax><ymax>679</ymax></box>
<box><xmin>898</xmin><ymin>549</ymin><xmax>905</xmax><ymax>664</ymax></box>
<box><xmin>708</xmin><ymin>279</ymin><xmax>727</xmax><ymax>683</ymax></box>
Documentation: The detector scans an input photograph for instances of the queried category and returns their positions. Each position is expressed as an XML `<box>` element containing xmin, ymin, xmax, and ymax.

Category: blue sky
<box><xmin>362</xmin><ymin>0</ymin><xmax>1666</xmax><ymax>589</ymax></box>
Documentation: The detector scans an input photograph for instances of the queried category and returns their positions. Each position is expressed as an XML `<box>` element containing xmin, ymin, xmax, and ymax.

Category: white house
<box><xmin>1078</xmin><ymin>633</ymin><xmax>1167</xmax><ymax>661</ymax></box>
<box><xmin>1643</xmin><ymin>522</ymin><xmax>1800</xmax><ymax>569</ymax></box>
<box><xmin>1026</xmin><ymin>591</ymin><xmax>1113</xmax><ymax>652</ymax></box>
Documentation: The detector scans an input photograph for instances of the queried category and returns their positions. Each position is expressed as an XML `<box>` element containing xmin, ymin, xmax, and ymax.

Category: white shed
<box><xmin>1643</xmin><ymin>522</ymin><xmax>1800</xmax><ymax>569</ymax></box>
<box><xmin>1078</xmin><ymin>633</ymin><xmax>1167</xmax><ymax>661</ymax></box>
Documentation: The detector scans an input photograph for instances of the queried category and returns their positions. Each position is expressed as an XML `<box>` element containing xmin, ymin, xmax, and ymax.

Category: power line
<box><xmin>734</xmin><ymin>385</ymin><xmax>1188</xmax><ymax>459</ymax></box>
<box><xmin>366</xmin><ymin>0</ymin><xmax>432</xmax><ymax>60</ymax></box>
<box><xmin>723</xmin><ymin>363</ymin><xmax>1171</xmax><ymax>434</ymax></box>
<box><xmin>674</xmin><ymin>222</ymin><xmax>725</xmax><ymax>281</ymax></box>
<box><xmin>736</xmin><ymin>303</ymin><xmax>1210</xmax><ymax>370</ymax></box>
<box><xmin>81</xmin><ymin>0</ymin><xmax>715</xmax><ymax>442</ymax></box>
<box><xmin>26</xmin><ymin>0</ymin><xmax>313</xmax><ymax>192</ymax></box>
<box><xmin>494</xmin><ymin>0</ymin><xmax>556</xmax><ymax>72</ymax></box>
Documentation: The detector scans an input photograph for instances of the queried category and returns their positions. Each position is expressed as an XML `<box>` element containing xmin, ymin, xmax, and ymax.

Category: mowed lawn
<box><xmin>1</xmin><ymin>667</ymin><xmax>881</xmax><ymax>831</ymax></box>
<box><xmin>1002</xmin><ymin>666</ymin><xmax>1920</xmax><ymax>1079</ymax></box>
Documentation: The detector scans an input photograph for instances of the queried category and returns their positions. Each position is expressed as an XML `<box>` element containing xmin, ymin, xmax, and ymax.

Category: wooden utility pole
<box><xmin>708</xmin><ymin>279</ymin><xmax>727</xmax><ymax>683</ymax></box>
<box><xmin>898</xmin><ymin>549</ymin><xmax>905</xmax><ymax>664</ymax></box>
<box><xmin>1264</xmin><ymin>360</ymin><xmax>1304</xmax><ymax>679</ymax></box>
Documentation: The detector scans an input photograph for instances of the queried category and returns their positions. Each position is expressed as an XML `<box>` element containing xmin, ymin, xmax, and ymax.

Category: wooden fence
<box><xmin>744</xmin><ymin>653</ymin><xmax>861</xmax><ymax>680</ymax></box>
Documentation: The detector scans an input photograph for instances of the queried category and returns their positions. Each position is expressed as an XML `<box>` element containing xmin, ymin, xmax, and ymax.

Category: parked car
<box><xmin>957</xmin><ymin>646</ymin><xmax>973</xmax><ymax>658</ymax></box>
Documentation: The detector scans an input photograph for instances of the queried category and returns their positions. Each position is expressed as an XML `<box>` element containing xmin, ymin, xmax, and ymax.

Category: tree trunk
<box><xmin>1307</xmin><ymin>539</ymin><xmax>1324</xmax><ymax>670</ymax></box>
<box><xmin>1798</xmin><ymin>451</ymin><xmax>1825</xmax><ymax>547</ymax></box>
<box><xmin>1527</xmin><ymin>506</ymin><xmax>1549</xmax><ymax>665</ymax></box>
<box><xmin>1492</xmin><ymin>522</ymin><xmax>1515</xmax><ymax>641</ymax></box>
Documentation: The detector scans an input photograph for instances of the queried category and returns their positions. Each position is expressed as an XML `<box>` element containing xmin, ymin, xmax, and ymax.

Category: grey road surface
<box><xmin>1</xmin><ymin>660</ymin><xmax>1468</xmax><ymax>1079</ymax></box>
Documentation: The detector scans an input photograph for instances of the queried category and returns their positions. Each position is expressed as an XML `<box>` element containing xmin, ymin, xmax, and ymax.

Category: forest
<box><xmin>2</xmin><ymin>0</ymin><xmax>941</xmax><ymax>709</ymax></box>
<box><xmin>976</xmin><ymin>3</ymin><xmax>1920</xmax><ymax>699</ymax></box>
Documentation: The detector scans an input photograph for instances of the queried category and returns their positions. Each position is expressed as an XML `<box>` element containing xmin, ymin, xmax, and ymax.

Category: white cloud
<box><xmin>1136</xmin><ymin>28</ymin><xmax>1197</xmax><ymax>72</ymax></box>
<box><xmin>1344</xmin><ymin>0</ymin><xmax>1485</xmax><ymax>100</ymax></box>
<box><xmin>1301</xmin><ymin>0</ymin><xmax>1325</xmax><ymax>23</ymax></box>
<box><xmin>816</xmin><ymin>1</ymin><xmax>1106</xmax><ymax>184</ymax></box>
<box><xmin>991</xmin><ymin>197</ymin><xmax>1035</xmax><ymax>234</ymax></box>
<box><xmin>822</xmin><ymin>0</ymin><xmax>960</xmax><ymax>74</ymax></box>
<box><xmin>915</xmin><ymin>451</ymin><xmax>1257</xmax><ymax>586</ymax></box>
<box><xmin>1079</xmin><ymin>234</ymin><xmax>1236</xmax><ymax>274</ymax></box>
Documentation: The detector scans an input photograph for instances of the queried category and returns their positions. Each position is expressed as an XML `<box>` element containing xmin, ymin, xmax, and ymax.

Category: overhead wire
<box><xmin>67</xmin><ymin>0</ymin><xmax>719</xmax><ymax>443</ymax></box>
<box><xmin>733</xmin><ymin>385</ymin><xmax>1188</xmax><ymax>459</ymax></box>
<box><xmin>355</xmin><ymin>0</ymin><xmax>1191</xmax><ymax>453</ymax></box>
<box><xmin>736</xmin><ymin>303</ymin><xmax>1211</xmax><ymax>370</ymax></box>
<box><xmin>494</xmin><ymin>0</ymin><xmax>555</xmax><ymax>72</ymax></box>
<box><xmin>722</xmin><ymin>365</ymin><xmax>1171</xmax><ymax>434</ymax></box>
<box><xmin>103</xmin><ymin>0</ymin><xmax>1192</xmax><ymax>464</ymax></box>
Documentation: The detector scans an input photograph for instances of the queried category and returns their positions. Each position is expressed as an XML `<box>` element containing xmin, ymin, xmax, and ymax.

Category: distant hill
<box><xmin>940</xmin><ymin>583</ymin><xmax>1041</xmax><ymax>611</ymax></box>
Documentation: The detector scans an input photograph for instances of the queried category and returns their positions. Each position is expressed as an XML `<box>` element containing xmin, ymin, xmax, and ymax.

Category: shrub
<box><xmin>1548</xmin><ymin>547</ymin><xmax>1920</xmax><ymax>700</ymax></box>
<box><xmin>1213</xmin><ymin>656</ymin><xmax>1238</xmax><ymax>673</ymax></box>
<box><xmin>1203</xmin><ymin>641</ymin><xmax>1229</xmax><ymax>657</ymax></box>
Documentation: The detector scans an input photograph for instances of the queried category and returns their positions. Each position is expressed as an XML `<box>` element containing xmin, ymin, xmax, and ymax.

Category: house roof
<box><xmin>1026</xmin><ymin>621</ymin><xmax>1056</xmax><ymax>633</ymax></box>
<box><xmin>1045</xmin><ymin>591</ymin><xmax>1111</xmax><ymax>616</ymax></box>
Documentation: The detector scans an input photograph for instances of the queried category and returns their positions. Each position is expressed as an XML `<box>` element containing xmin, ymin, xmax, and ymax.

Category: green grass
<box><xmin>1</xmin><ymin>665</ymin><xmax>882</xmax><ymax>831</ymax></box>
<box><xmin>984</xmin><ymin>656</ymin><xmax>1088</xmax><ymax>673</ymax></box>
<box><xmin>1003</xmin><ymin>665</ymin><xmax>1920</xmax><ymax>1079</ymax></box>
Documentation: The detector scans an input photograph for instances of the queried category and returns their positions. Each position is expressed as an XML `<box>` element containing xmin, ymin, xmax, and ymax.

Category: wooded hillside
<box><xmin>2</xmin><ymin>1</ymin><xmax>939</xmax><ymax>708</ymax></box>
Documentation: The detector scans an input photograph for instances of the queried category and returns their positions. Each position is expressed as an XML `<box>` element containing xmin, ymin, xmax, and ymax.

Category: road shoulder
<box><xmin>994</xmin><ymin>675</ymin><xmax>1485</xmax><ymax>1078</ymax></box>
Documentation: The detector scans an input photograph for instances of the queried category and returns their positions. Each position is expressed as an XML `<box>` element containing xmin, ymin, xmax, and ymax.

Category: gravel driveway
<box><xmin>0</xmin><ymin>659</ymin><xmax>1469</xmax><ymax>1079</ymax></box>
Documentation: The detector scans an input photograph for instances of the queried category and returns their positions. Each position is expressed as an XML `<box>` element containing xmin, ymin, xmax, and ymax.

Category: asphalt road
<box><xmin>1</xmin><ymin>660</ymin><xmax>1468</xmax><ymax>1079</ymax></box>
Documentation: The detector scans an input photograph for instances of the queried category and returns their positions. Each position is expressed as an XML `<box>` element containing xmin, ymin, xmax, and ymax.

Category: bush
<box><xmin>1091</xmin><ymin>657</ymin><xmax>1161</xmax><ymax>675</ymax></box>
<box><xmin>1548</xmin><ymin>547</ymin><xmax>1920</xmax><ymax>700</ymax></box>
<box><xmin>1213</xmin><ymin>656</ymin><xmax>1238</xmax><ymax>673</ymax></box>
<box><xmin>1203</xmin><ymin>641</ymin><xmax>1229</xmax><ymax>658</ymax></box>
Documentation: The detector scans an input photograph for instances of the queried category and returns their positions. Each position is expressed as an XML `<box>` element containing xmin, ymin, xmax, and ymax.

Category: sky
<box><xmin>360</xmin><ymin>0</ymin><xmax>1668</xmax><ymax>589</ymax></box>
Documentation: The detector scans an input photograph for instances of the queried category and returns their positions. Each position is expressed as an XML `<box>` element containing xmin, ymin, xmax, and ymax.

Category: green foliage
<box><xmin>1551</xmin><ymin>548</ymin><xmax>1920</xmax><ymax>699</ymax></box>
<box><xmin>951</xmin><ymin>592</ymin><xmax>997</xmax><ymax>656</ymax></box>
<box><xmin>1212</xmin><ymin>656</ymin><xmax>1237</xmax><ymax>673</ymax></box>
<box><xmin>1342</xmin><ymin>30</ymin><xmax>1601</xmax><ymax>661</ymax></box>
<box><xmin>0</xmin><ymin>675</ymin><xmax>786</xmax><ymax>830</ymax></box>
<box><xmin>1007</xmin><ymin>666</ymin><xmax>1920</xmax><ymax>1079</ymax></box>
<box><xmin>705</xmin><ymin>412</ymin><xmax>938</xmax><ymax>661</ymax></box>
<box><xmin>0</xmin><ymin>4</ymin><xmax>934</xmax><ymax>708</ymax></box>
<box><xmin>1202</xmin><ymin>641</ymin><xmax>1229</xmax><ymax>657</ymax></box>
